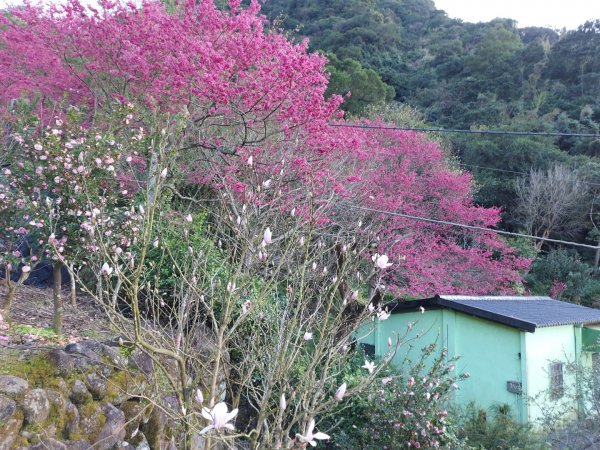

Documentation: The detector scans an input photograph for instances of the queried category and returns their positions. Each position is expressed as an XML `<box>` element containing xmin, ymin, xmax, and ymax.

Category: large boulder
<box><xmin>22</xmin><ymin>388</ymin><xmax>50</xmax><ymax>424</ymax></box>
<box><xmin>95</xmin><ymin>403</ymin><xmax>126</xmax><ymax>450</ymax></box>
<box><xmin>129</xmin><ymin>348</ymin><xmax>153</xmax><ymax>376</ymax></box>
<box><xmin>0</xmin><ymin>394</ymin><xmax>17</xmax><ymax>421</ymax></box>
<box><xmin>64</xmin><ymin>401</ymin><xmax>80</xmax><ymax>440</ymax></box>
<box><xmin>69</xmin><ymin>380</ymin><xmax>92</xmax><ymax>405</ymax></box>
<box><xmin>85</xmin><ymin>373</ymin><xmax>107</xmax><ymax>401</ymax></box>
<box><xmin>47</xmin><ymin>349</ymin><xmax>76</xmax><ymax>377</ymax></box>
<box><xmin>0</xmin><ymin>375</ymin><xmax>28</xmax><ymax>396</ymax></box>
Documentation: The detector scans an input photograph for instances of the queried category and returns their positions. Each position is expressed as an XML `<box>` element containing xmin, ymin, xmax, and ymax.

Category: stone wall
<box><xmin>0</xmin><ymin>340</ymin><xmax>179</xmax><ymax>450</ymax></box>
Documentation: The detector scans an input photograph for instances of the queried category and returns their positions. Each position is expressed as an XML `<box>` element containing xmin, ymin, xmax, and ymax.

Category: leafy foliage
<box><xmin>457</xmin><ymin>403</ymin><xmax>545</xmax><ymax>449</ymax></box>
<box><xmin>326</xmin><ymin>344</ymin><xmax>469</xmax><ymax>449</ymax></box>
<box><xmin>526</xmin><ymin>249</ymin><xmax>600</xmax><ymax>306</ymax></box>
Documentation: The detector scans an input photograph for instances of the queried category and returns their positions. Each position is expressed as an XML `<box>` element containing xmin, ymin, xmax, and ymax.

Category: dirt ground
<box><xmin>0</xmin><ymin>283</ymin><xmax>113</xmax><ymax>350</ymax></box>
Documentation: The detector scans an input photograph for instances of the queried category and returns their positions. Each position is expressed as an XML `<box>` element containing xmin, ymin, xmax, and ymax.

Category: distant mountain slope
<box><xmin>261</xmin><ymin>0</ymin><xmax>600</xmax><ymax>134</ymax></box>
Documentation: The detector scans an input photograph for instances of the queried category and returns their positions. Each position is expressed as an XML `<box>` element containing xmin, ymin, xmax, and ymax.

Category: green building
<box><xmin>359</xmin><ymin>295</ymin><xmax>600</xmax><ymax>424</ymax></box>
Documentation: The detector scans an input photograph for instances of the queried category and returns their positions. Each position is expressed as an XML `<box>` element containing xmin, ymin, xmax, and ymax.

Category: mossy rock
<box><xmin>0</xmin><ymin>410</ymin><xmax>24</xmax><ymax>450</ymax></box>
<box><xmin>0</xmin><ymin>352</ymin><xmax>61</xmax><ymax>391</ymax></box>
<box><xmin>76</xmin><ymin>402</ymin><xmax>106</xmax><ymax>443</ymax></box>
<box><xmin>105</xmin><ymin>369</ymin><xmax>145</xmax><ymax>405</ymax></box>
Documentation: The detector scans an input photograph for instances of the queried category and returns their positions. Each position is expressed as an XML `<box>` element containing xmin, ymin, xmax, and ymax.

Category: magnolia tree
<box><xmin>45</xmin><ymin>116</ymin><xmax>408</xmax><ymax>448</ymax></box>
<box><xmin>0</xmin><ymin>108</ymin><xmax>128</xmax><ymax>331</ymax></box>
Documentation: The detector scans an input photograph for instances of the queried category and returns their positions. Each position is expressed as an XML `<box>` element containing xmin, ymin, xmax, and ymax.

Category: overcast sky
<box><xmin>1</xmin><ymin>0</ymin><xmax>599</xmax><ymax>31</ymax></box>
<box><xmin>434</xmin><ymin>0</ymin><xmax>600</xmax><ymax>30</ymax></box>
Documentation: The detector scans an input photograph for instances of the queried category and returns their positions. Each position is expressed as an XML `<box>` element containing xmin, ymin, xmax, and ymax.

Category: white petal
<box><xmin>309</xmin><ymin>440</ymin><xmax>317</xmax><ymax>447</ymax></box>
<box><xmin>306</xmin><ymin>419</ymin><xmax>315</xmax><ymax>436</ymax></box>
<box><xmin>223</xmin><ymin>423</ymin><xmax>235</xmax><ymax>431</ymax></box>
<box><xmin>201</xmin><ymin>407</ymin><xmax>213</xmax><ymax>422</ymax></box>
<box><xmin>314</xmin><ymin>432</ymin><xmax>330</xmax><ymax>440</ymax></box>
<box><xmin>225</xmin><ymin>408</ymin><xmax>239</xmax><ymax>423</ymax></box>
<box><xmin>263</xmin><ymin>227</ymin><xmax>272</xmax><ymax>244</ymax></box>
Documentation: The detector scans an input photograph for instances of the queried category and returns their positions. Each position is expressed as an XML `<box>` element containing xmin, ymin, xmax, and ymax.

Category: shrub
<box><xmin>326</xmin><ymin>343</ymin><xmax>469</xmax><ymax>449</ymax></box>
<box><xmin>457</xmin><ymin>403</ymin><xmax>546</xmax><ymax>449</ymax></box>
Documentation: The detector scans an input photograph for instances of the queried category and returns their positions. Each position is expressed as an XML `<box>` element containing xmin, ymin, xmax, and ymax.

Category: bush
<box><xmin>457</xmin><ymin>403</ymin><xmax>546</xmax><ymax>449</ymax></box>
<box><xmin>326</xmin><ymin>343</ymin><xmax>469</xmax><ymax>449</ymax></box>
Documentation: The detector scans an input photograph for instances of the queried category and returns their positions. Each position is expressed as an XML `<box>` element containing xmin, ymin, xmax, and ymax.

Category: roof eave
<box><xmin>435</xmin><ymin>297</ymin><xmax>537</xmax><ymax>332</ymax></box>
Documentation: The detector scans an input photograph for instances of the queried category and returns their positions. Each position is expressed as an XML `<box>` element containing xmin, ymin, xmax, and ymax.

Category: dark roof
<box><xmin>388</xmin><ymin>295</ymin><xmax>600</xmax><ymax>332</ymax></box>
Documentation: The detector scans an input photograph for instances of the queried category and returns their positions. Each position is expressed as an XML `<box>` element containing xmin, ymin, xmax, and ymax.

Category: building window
<box><xmin>550</xmin><ymin>362</ymin><xmax>564</xmax><ymax>400</ymax></box>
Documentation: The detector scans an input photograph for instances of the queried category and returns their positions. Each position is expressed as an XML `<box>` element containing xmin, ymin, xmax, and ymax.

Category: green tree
<box><xmin>326</xmin><ymin>54</ymin><xmax>395</xmax><ymax>116</ymax></box>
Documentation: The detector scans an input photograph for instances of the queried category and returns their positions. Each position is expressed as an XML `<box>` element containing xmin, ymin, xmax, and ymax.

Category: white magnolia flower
<box><xmin>377</xmin><ymin>309</ymin><xmax>391</xmax><ymax>321</ymax></box>
<box><xmin>362</xmin><ymin>360</ymin><xmax>376</xmax><ymax>374</ymax></box>
<box><xmin>373</xmin><ymin>254</ymin><xmax>393</xmax><ymax>269</ymax></box>
<box><xmin>280</xmin><ymin>394</ymin><xmax>287</xmax><ymax>411</ymax></box>
<box><xmin>185</xmin><ymin>214</ymin><xmax>193</xmax><ymax>223</ymax></box>
<box><xmin>100</xmin><ymin>263</ymin><xmax>113</xmax><ymax>276</ymax></box>
<box><xmin>160</xmin><ymin>167</ymin><xmax>168</xmax><ymax>178</ymax></box>
<box><xmin>296</xmin><ymin>419</ymin><xmax>330</xmax><ymax>447</ymax></box>
<box><xmin>263</xmin><ymin>227</ymin><xmax>272</xmax><ymax>245</ymax></box>
<box><xmin>199</xmin><ymin>402</ymin><xmax>238</xmax><ymax>434</ymax></box>
<box><xmin>335</xmin><ymin>382</ymin><xmax>347</xmax><ymax>401</ymax></box>
<box><xmin>262</xmin><ymin>179</ymin><xmax>272</xmax><ymax>189</ymax></box>
<box><xmin>303</xmin><ymin>332</ymin><xmax>313</xmax><ymax>341</ymax></box>
<box><xmin>247</xmin><ymin>155</ymin><xmax>253</xmax><ymax>167</ymax></box>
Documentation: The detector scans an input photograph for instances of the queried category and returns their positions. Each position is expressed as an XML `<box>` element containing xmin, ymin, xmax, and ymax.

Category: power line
<box><xmin>328</xmin><ymin>123</ymin><xmax>600</xmax><ymax>138</ymax></box>
<box><xmin>342</xmin><ymin>202</ymin><xmax>600</xmax><ymax>250</ymax></box>
<box><xmin>454</xmin><ymin>162</ymin><xmax>600</xmax><ymax>188</ymax></box>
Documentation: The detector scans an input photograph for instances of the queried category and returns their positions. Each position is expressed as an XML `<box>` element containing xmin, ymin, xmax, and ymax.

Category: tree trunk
<box><xmin>53</xmin><ymin>261</ymin><xmax>63</xmax><ymax>334</ymax></box>
<box><xmin>1</xmin><ymin>277</ymin><xmax>16</xmax><ymax>319</ymax></box>
<box><xmin>595</xmin><ymin>237</ymin><xmax>600</xmax><ymax>277</ymax></box>
<box><xmin>111</xmin><ymin>276</ymin><xmax>123</xmax><ymax>311</ymax></box>
<box><xmin>1</xmin><ymin>266</ymin><xmax>30</xmax><ymax>320</ymax></box>
<box><xmin>68</xmin><ymin>263</ymin><xmax>77</xmax><ymax>306</ymax></box>
<box><xmin>534</xmin><ymin>229</ymin><xmax>551</xmax><ymax>252</ymax></box>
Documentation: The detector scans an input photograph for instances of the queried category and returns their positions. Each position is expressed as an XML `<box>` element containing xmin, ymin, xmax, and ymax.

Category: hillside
<box><xmin>260</xmin><ymin>0</ymin><xmax>600</xmax><ymax>303</ymax></box>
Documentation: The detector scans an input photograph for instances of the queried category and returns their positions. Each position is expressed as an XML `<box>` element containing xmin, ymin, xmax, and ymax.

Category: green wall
<box><xmin>365</xmin><ymin>309</ymin><xmax>593</xmax><ymax>424</ymax></box>
<box><xmin>452</xmin><ymin>314</ymin><xmax>524</xmax><ymax>421</ymax></box>
<box><xmin>368</xmin><ymin>309</ymin><xmax>525</xmax><ymax>421</ymax></box>
<box><xmin>375</xmin><ymin>308</ymin><xmax>444</xmax><ymax>368</ymax></box>
<box><xmin>524</xmin><ymin>325</ymin><xmax>578</xmax><ymax>423</ymax></box>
